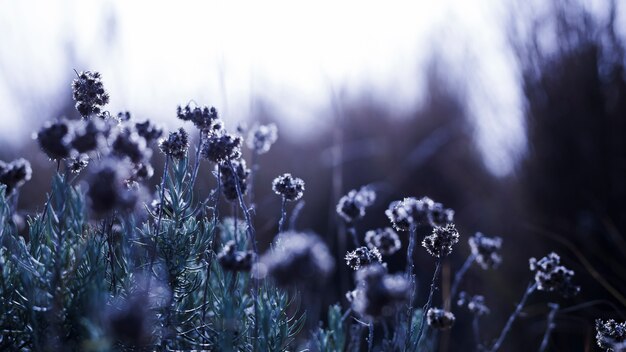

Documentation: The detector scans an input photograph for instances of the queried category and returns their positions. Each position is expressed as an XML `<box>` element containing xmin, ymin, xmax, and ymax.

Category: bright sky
<box><xmin>1</xmin><ymin>0</ymin><xmax>612</xmax><ymax>176</ymax></box>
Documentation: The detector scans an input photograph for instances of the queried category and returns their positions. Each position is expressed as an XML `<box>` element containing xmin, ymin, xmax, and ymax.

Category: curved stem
<box><xmin>446</xmin><ymin>253</ymin><xmax>477</xmax><ymax>309</ymax></box>
<box><xmin>414</xmin><ymin>256</ymin><xmax>443</xmax><ymax>351</ymax></box>
<box><xmin>489</xmin><ymin>282</ymin><xmax>538</xmax><ymax>352</ymax></box>
<box><xmin>538</xmin><ymin>303</ymin><xmax>559</xmax><ymax>352</ymax></box>
<box><xmin>348</xmin><ymin>225</ymin><xmax>359</xmax><ymax>247</ymax></box>
<box><xmin>278</xmin><ymin>196</ymin><xmax>286</xmax><ymax>233</ymax></box>
<box><xmin>227</xmin><ymin>160</ymin><xmax>257</xmax><ymax>255</ymax></box>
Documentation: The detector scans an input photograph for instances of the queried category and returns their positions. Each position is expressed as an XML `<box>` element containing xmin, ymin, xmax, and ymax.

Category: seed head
<box><xmin>345</xmin><ymin>246</ymin><xmax>382</xmax><ymax>270</ymax></box>
<box><xmin>201</xmin><ymin>129</ymin><xmax>242</xmax><ymax>163</ymax></box>
<box><xmin>336</xmin><ymin>186</ymin><xmax>376</xmax><ymax>223</ymax></box>
<box><xmin>117</xmin><ymin>111</ymin><xmax>132</xmax><ymax>122</ymax></box>
<box><xmin>68</xmin><ymin>154</ymin><xmax>89</xmax><ymax>174</ymax></box>
<box><xmin>422</xmin><ymin>223</ymin><xmax>460</xmax><ymax>257</ymax></box>
<box><xmin>113</xmin><ymin>130</ymin><xmax>150</xmax><ymax>163</ymax></box>
<box><xmin>71</xmin><ymin>119</ymin><xmax>106</xmax><ymax>154</ymax></box>
<box><xmin>177</xmin><ymin>104</ymin><xmax>219</xmax><ymax>131</ymax></box>
<box><xmin>86</xmin><ymin>161</ymin><xmax>139</xmax><ymax>217</ymax></box>
<box><xmin>0</xmin><ymin>158</ymin><xmax>32</xmax><ymax>195</ymax></box>
<box><xmin>217</xmin><ymin>240</ymin><xmax>255</xmax><ymax>272</ymax></box>
<box><xmin>427</xmin><ymin>308</ymin><xmax>456</xmax><ymax>330</ymax></box>
<box><xmin>159</xmin><ymin>128</ymin><xmax>189</xmax><ymax>160</ymax></box>
<box><xmin>247</xmin><ymin>123</ymin><xmax>278</xmax><ymax>154</ymax></box>
<box><xmin>469</xmin><ymin>232</ymin><xmax>503</xmax><ymax>270</ymax></box>
<box><xmin>272</xmin><ymin>173</ymin><xmax>305</xmax><ymax>201</ymax></box>
<box><xmin>72</xmin><ymin>71</ymin><xmax>109</xmax><ymax>117</ymax></box>
<box><xmin>457</xmin><ymin>292</ymin><xmax>490</xmax><ymax>315</ymax></box>
<box><xmin>218</xmin><ymin>159</ymin><xmax>250</xmax><ymax>202</ymax></box>
<box><xmin>351</xmin><ymin>264</ymin><xmax>410</xmax><ymax>320</ymax></box>
<box><xmin>37</xmin><ymin>120</ymin><xmax>72</xmax><ymax>160</ymax></box>
<box><xmin>429</xmin><ymin>201</ymin><xmax>455</xmax><ymax>227</ymax></box>
<box><xmin>365</xmin><ymin>228</ymin><xmax>401</xmax><ymax>256</ymax></box>
<box><xmin>135</xmin><ymin>120</ymin><xmax>163</xmax><ymax>143</ymax></box>
<box><xmin>596</xmin><ymin>319</ymin><xmax>626</xmax><ymax>351</ymax></box>
<box><xmin>529</xmin><ymin>252</ymin><xmax>580</xmax><ymax>297</ymax></box>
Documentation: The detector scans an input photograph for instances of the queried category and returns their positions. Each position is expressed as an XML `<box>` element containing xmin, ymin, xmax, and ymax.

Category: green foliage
<box><xmin>313</xmin><ymin>304</ymin><xmax>347</xmax><ymax>352</ymax></box>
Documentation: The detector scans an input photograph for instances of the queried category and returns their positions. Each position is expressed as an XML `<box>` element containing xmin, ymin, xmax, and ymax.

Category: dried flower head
<box><xmin>257</xmin><ymin>232</ymin><xmax>334</xmax><ymax>289</ymax></box>
<box><xmin>177</xmin><ymin>104</ymin><xmax>219</xmax><ymax>131</ymax></box>
<box><xmin>385</xmin><ymin>196</ymin><xmax>430</xmax><ymax>231</ymax></box>
<box><xmin>429</xmin><ymin>201</ymin><xmax>455</xmax><ymax>227</ymax></box>
<box><xmin>427</xmin><ymin>308</ymin><xmax>456</xmax><ymax>330</ymax></box>
<box><xmin>218</xmin><ymin>159</ymin><xmax>250</xmax><ymax>202</ymax></box>
<box><xmin>201</xmin><ymin>129</ymin><xmax>243</xmax><ymax>163</ymax></box>
<box><xmin>159</xmin><ymin>128</ymin><xmax>189</xmax><ymax>160</ymax></box>
<box><xmin>71</xmin><ymin>119</ymin><xmax>106</xmax><ymax>154</ymax></box>
<box><xmin>345</xmin><ymin>246</ymin><xmax>382</xmax><ymax>270</ymax></box>
<box><xmin>351</xmin><ymin>264</ymin><xmax>410</xmax><ymax>320</ymax></box>
<box><xmin>0</xmin><ymin>158</ymin><xmax>32</xmax><ymax>195</ymax></box>
<box><xmin>272</xmin><ymin>173</ymin><xmax>305</xmax><ymax>202</ymax></box>
<box><xmin>86</xmin><ymin>162</ymin><xmax>139</xmax><ymax>216</ymax></box>
<box><xmin>457</xmin><ymin>292</ymin><xmax>490</xmax><ymax>315</ymax></box>
<box><xmin>37</xmin><ymin>120</ymin><xmax>72</xmax><ymax>160</ymax></box>
<box><xmin>113</xmin><ymin>130</ymin><xmax>150</xmax><ymax>163</ymax></box>
<box><xmin>218</xmin><ymin>240</ymin><xmax>255</xmax><ymax>272</ymax></box>
<box><xmin>135</xmin><ymin>120</ymin><xmax>163</xmax><ymax>143</ymax></box>
<box><xmin>117</xmin><ymin>111</ymin><xmax>132</xmax><ymax>122</ymax></box>
<box><xmin>72</xmin><ymin>71</ymin><xmax>110</xmax><ymax>117</ymax></box>
<box><xmin>246</xmin><ymin>123</ymin><xmax>278</xmax><ymax>154</ymax></box>
<box><xmin>68</xmin><ymin>154</ymin><xmax>89</xmax><ymax>174</ymax></box>
<box><xmin>336</xmin><ymin>186</ymin><xmax>376</xmax><ymax>223</ymax></box>
<box><xmin>596</xmin><ymin>319</ymin><xmax>626</xmax><ymax>351</ymax></box>
<box><xmin>422</xmin><ymin>223</ymin><xmax>460</xmax><ymax>257</ymax></box>
<box><xmin>130</xmin><ymin>162</ymin><xmax>154</xmax><ymax>182</ymax></box>
<box><xmin>365</xmin><ymin>227</ymin><xmax>401</xmax><ymax>256</ymax></box>
<box><xmin>529</xmin><ymin>252</ymin><xmax>580</xmax><ymax>297</ymax></box>
<box><xmin>469</xmin><ymin>232</ymin><xmax>503</xmax><ymax>270</ymax></box>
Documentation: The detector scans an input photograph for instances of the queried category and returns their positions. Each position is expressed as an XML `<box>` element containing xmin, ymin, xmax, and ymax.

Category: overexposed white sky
<box><xmin>0</xmin><ymin>0</ymin><xmax>619</xmax><ymax>175</ymax></box>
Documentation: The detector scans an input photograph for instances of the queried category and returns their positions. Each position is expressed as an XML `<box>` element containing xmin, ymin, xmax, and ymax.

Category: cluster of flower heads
<box><xmin>217</xmin><ymin>240</ymin><xmax>255</xmax><ymax>272</ymax></box>
<box><xmin>457</xmin><ymin>292</ymin><xmax>490</xmax><ymax>316</ymax></box>
<box><xmin>272</xmin><ymin>173</ymin><xmax>305</xmax><ymax>202</ymax></box>
<box><xmin>427</xmin><ymin>308</ymin><xmax>456</xmax><ymax>330</ymax></box>
<box><xmin>201</xmin><ymin>128</ymin><xmax>242</xmax><ymax>164</ymax></box>
<box><xmin>72</xmin><ymin>71</ymin><xmax>110</xmax><ymax>117</ymax></box>
<box><xmin>177</xmin><ymin>103</ymin><xmax>219</xmax><ymax>131</ymax></box>
<box><xmin>422</xmin><ymin>223</ymin><xmax>460</xmax><ymax>257</ymax></box>
<box><xmin>385</xmin><ymin>196</ymin><xmax>454</xmax><ymax>231</ymax></box>
<box><xmin>596</xmin><ymin>319</ymin><xmax>626</xmax><ymax>351</ymax></box>
<box><xmin>469</xmin><ymin>232</ymin><xmax>503</xmax><ymax>270</ymax></box>
<box><xmin>246</xmin><ymin>123</ymin><xmax>278</xmax><ymax>154</ymax></box>
<box><xmin>348</xmin><ymin>264</ymin><xmax>410</xmax><ymax>321</ymax></box>
<box><xmin>217</xmin><ymin>159</ymin><xmax>250</xmax><ymax>202</ymax></box>
<box><xmin>336</xmin><ymin>186</ymin><xmax>376</xmax><ymax>223</ymax></box>
<box><xmin>529</xmin><ymin>252</ymin><xmax>580</xmax><ymax>297</ymax></box>
<box><xmin>0</xmin><ymin>158</ymin><xmax>32</xmax><ymax>195</ymax></box>
<box><xmin>345</xmin><ymin>246</ymin><xmax>382</xmax><ymax>270</ymax></box>
<box><xmin>159</xmin><ymin>128</ymin><xmax>189</xmax><ymax>160</ymax></box>
<box><xmin>257</xmin><ymin>232</ymin><xmax>334</xmax><ymax>289</ymax></box>
<box><xmin>364</xmin><ymin>228</ymin><xmax>401</xmax><ymax>256</ymax></box>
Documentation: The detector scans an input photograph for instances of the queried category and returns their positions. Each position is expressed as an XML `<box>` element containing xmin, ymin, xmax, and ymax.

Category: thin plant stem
<box><xmin>233</xmin><ymin>203</ymin><xmax>239</xmax><ymax>246</ymax></box>
<box><xmin>414</xmin><ymin>256</ymin><xmax>443</xmax><ymax>351</ymax></box>
<box><xmin>368</xmin><ymin>322</ymin><xmax>374</xmax><ymax>352</ymax></box>
<box><xmin>247</xmin><ymin>150</ymin><xmax>258</xmax><ymax>205</ymax></box>
<box><xmin>148</xmin><ymin>156</ymin><xmax>170</xmax><ymax>287</ymax></box>
<box><xmin>202</xmin><ymin>168</ymin><xmax>221</xmax><ymax>324</ymax></box>
<box><xmin>472</xmin><ymin>315</ymin><xmax>481</xmax><ymax>351</ymax></box>
<box><xmin>289</xmin><ymin>200</ymin><xmax>305</xmax><ymax>230</ymax></box>
<box><xmin>405</xmin><ymin>224</ymin><xmax>417</xmax><ymax>348</ymax></box>
<box><xmin>446</xmin><ymin>253</ymin><xmax>477</xmax><ymax>309</ymax></box>
<box><xmin>538</xmin><ymin>303</ymin><xmax>559</xmax><ymax>352</ymax></box>
<box><xmin>348</xmin><ymin>225</ymin><xmax>359</xmax><ymax>247</ymax></box>
<box><xmin>489</xmin><ymin>282</ymin><xmax>538</xmax><ymax>352</ymax></box>
<box><xmin>278</xmin><ymin>196</ymin><xmax>287</xmax><ymax>233</ymax></box>
<box><xmin>188</xmin><ymin>131</ymin><xmax>203</xmax><ymax>193</ymax></box>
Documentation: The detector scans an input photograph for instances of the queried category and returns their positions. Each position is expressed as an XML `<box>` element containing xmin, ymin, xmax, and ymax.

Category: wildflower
<box><xmin>469</xmin><ymin>232</ymin><xmax>503</xmax><ymax>270</ymax></box>
<box><xmin>272</xmin><ymin>173</ymin><xmax>305</xmax><ymax>202</ymax></box>
<box><xmin>427</xmin><ymin>308</ymin><xmax>456</xmax><ymax>330</ymax></box>
<box><xmin>72</xmin><ymin>70</ymin><xmax>109</xmax><ymax>117</ymax></box>
<box><xmin>112</xmin><ymin>130</ymin><xmax>150</xmax><ymax>163</ymax></box>
<box><xmin>135</xmin><ymin>120</ymin><xmax>163</xmax><ymax>143</ymax></box>
<box><xmin>351</xmin><ymin>264</ymin><xmax>410</xmax><ymax>320</ymax></box>
<box><xmin>365</xmin><ymin>228</ymin><xmax>401</xmax><ymax>256</ymax></box>
<box><xmin>246</xmin><ymin>123</ymin><xmax>278</xmax><ymax>154</ymax></box>
<box><xmin>596</xmin><ymin>319</ymin><xmax>626</xmax><ymax>351</ymax></box>
<box><xmin>131</xmin><ymin>162</ymin><xmax>154</xmax><ymax>181</ymax></box>
<box><xmin>218</xmin><ymin>159</ymin><xmax>250</xmax><ymax>202</ymax></box>
<box><xmin>201</xmin><ymin>128</ymin><xmax>242</xmax><ymax>163</ymax></box>
<box><xmin>457</xmin><ymin>292</ymin><xmax>490</xmax><ymax>315</ymax></box>
<box><xmin>159</xmin><ymin>128</ymin><xmax>189</xmax><ymax>160</ymax></box>
<box><xmin>217</xmin><ymin>240</ymin><xmax>255</xmax><ymax>272</ymax></box>
<box><xmin>385</xmin><ymin>197</ymin><xmax>432</xmax><ymax>231</ymax></box>
<box><xmin>117</xmin><ymin>111</ymin><xmax>132</xmax><ymax>122</ymax></box>
<box><xmin>0</xmin><ymin>158</ymin><xmax>32</xmax><ymax>194</ymax></box>
<box><xmin>177</xmin><ymin>104</ymin><xmax>219</xmax><ymax>131</ymax></box>
<box><xmin>37</xmin><ymin>120</ymin><xmax>72</xmax><ymax>160</ymax></box>
<box><xmin>257</xmin><ymin>232</ymin><xmax>334</xmax><ymax>289</ymax></box>
<box><xmin>336</xmin><ymin>186</ymin><xmax>376</xmax><ymax>223</ymax></box>
<box><xmin>429</xmin><ymin>201</ymin><xmax>455</xmax><ymax>227</ymax></box>
<box><xmin>422</xmin><ymin>224</ymin><xmax>460</xmax><ymax>257</ymax></box>
<box><xmin>68</xmin><ymin>154</ymin><xmax>89</xmax><ymax>174</ymax></box>
<box><xmin>71</xmin><ymin>119</ymin><xmax>106</xmax><ymax>154</ymax></box>
<box><xmin>345</xmin><ymin>246</ymin><xmax>382</xmax><ymax>270</ymax></box>
<box><xmin>529</xmin><ymin>252</ymin><xmax>580</xmax><ymax>297</ymax></box>
<box><xmin>86</xmin><ymin>162</ymin><xmax>139</xmax><ymax>216</ymax></box>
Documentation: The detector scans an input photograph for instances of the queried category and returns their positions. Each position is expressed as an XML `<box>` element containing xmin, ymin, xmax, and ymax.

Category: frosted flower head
<box><xmin>336</xmin><ymin>186</ymin><xmax>376</xmax><ymax>223</ymax></box>
<box><xmin>177</xmin><ymin>104</ymin><xmax>219</xmax><ymax>131</ymax></box>
<box><xmin>596</xmin><ymin>319</ymin><xmax>626</xmax><ymax>351</ymax></box>
<box><xmin>345</xmin><ymin>246</ymin><xmax>382</xmax><ymax>270</ymax></box>
<box><xmin>385</xmin><ymin>197</ymin><xmax>431</xmax><ymax>231</ymax></box>
<box><xmin>71</xmin><ymin>119</ymin><xmax>106</xmax><ymax>154</ymax></box>
<box><xmin>429</xmin><ymin>202</ymin><xmax>455</xmax><ymax>227</ymax></box>
<box><xmin>351</xmin><ymin>264</ymin><xmax>410</xmax><ymax>320</ymax></box>
<box><xmin>72</xmin><ymin>71</ymin><xmax>109</xmax><ymax>117</ymax></box>
<box><xmin>246</xmin><ymin>123</ymin><xmax>278</xmax><ymax>154</ymax></box>
<box><xmin>427</xmin><ymin>308</ymin><xmax>456</xmax><ymax>330</ymax></box>
<box><xmin>422</xmin><ymin>223</ymin><xmax>460</xmax><ymax>257</ymax></box>
<box><xmin>37</xmin><ymin>120</ymin><xmax>72</xmax><ymax>160</ymax></box>
<box><xmin>217</xmin><ymin>240</ymin><xmax>255</xmax><ymax>272</ymax></box>
<box><xmin>68</xmin><ymin>154</ymin><xmax>89</xmax><ymax>174</ymax></box>
<box><xmin>0</xmin><ymin>158</ymin><xmax>32</xmax><ymax>195</ymax></box>
<box><xmin>159</xmin><ymin>128</ymin><xmax>189</xmax><ymax>160</ymax></box>
<box><xmin>130</xmin><ymin>162</ymin><xmax>154</xmax><ymax>182</ymax></box>
<box><xmin>257</xmin><ymin>232</ymin><xmax>334</xmax><ymax>289</ymax></box>
<box><xmin>135</xmin><ymin>120</ymin><xmax>163</xmax><ymax>143</ymax></box>
<box><xmin>529</xmin><ymin>252</ymin><xmax>580</xmax><ymax>297</ymax></box>
<box><xmin>457</xmin><ymin>292</ymin><xmax>490</xmax><ymax>316</ymax></box>
<box><xmin>365</xmin><ymin>228</ymin><xmax>401</xmax><ymax>256</ymax></box>
<box><xmin>86</xmin><ymin>161</ymin><xmax>139</xmax><ymax>217</ymax></box>
<box><xmin>272</xmin><ymin>173</ymin><xmax>305</xmax><ymax>201</ymax></box>
<box><xmin>113</xmin><ymin>130</ymin><xmax>150</xmax><ymax>164</ymax></box>
<box><xmin>218</xmin><ymin>159</ymin><xmax>250</xmax><ymax>202</ymax></box>
<box><xmin>469</xmin><ymin>232</ymin><xmax>503</xmax><ymax>270</ymax></box>
<box><xmin>201</xmin><ymin>129</ymin><xmax>242</xmax><ymax>163</ymax></box>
